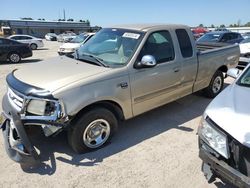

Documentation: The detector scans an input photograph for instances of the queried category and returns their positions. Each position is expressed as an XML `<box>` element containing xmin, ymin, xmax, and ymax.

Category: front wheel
<box><xmin>30</xmin><ymin>43</ymin><xmax>37</xmax><ymax>50</ymax></box>
<box><xmin>203</xmin><ymin>70</ymin><xmax>224</xmax><ymax>98</ymax></box>
<box><xmin>8</xmin><ymin>52</ymin><xmax>21</xmax><ymax>63</ymax></box>
<box><xmin>68</xmin><ymin>108</ymin><xmax>118</xmax><ymax>153</ymax></box>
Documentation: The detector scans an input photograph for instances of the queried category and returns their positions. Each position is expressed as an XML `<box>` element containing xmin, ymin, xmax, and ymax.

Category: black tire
<box><xmin>68</xmin><ymin>108</ymin><xmax>118</xmax><ymax>153</ymax></box>
<box><xmin>30</xmin><ymin>43</ymin><xmax>37</xmax><ymax>50</ymax></box>
<box><xmin>203</xmin><ymin>70</ymin><xmax>224</xmax><ymax>98</ymax></box>
<box><xmin>8</xmin><ymin>52</ymin><xmax>21</xmax><ymax>63</ymax></box>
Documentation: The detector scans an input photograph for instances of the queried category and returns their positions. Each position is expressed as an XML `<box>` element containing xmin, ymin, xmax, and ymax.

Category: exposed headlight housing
<box><xmin>22</xmin><ymin>97</ymin><xmax>63</xmax><ymax>122</ymax></box>
<box><xmin>198</xmin><ymin>115</ymin><xmax>229</xmax><ymax>159</ymax></box>
<box><xmin>27</xmin><ymin>99</ymin><xmax>57</xmax><ymax>116</ymax></box>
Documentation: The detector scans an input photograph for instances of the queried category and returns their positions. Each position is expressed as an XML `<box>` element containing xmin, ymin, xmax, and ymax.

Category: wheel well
<box><xmin>72</xmin><ymin>101</ymin><xmax>125</xmax><ymax>124</ymax></box>
<box><xmin>218</xmin><ymin>65</ymin><xmax>228</xmax><ymax>73</ymax></box>
<box><xmin>7</xmin><ymin>51</ymin><xmax>19</xmax><ymax>59</ymax></box>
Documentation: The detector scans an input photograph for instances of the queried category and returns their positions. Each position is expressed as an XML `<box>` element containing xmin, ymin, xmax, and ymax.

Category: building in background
<box><xmin>0</xmin><ymin>19</ymin><xmax>101</xmax><ymax>38</ymax></box>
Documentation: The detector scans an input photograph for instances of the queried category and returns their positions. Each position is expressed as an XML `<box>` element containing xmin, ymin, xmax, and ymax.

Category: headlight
<box><xmin>69</xmin><ymin>48</ymin><xmax>75</xmax><ymax>52</ymax></box>
<box><xmin>198</xmin><ymin>116</ymin><xmax>229</xmax><ymax>159</ymax></box>
<box><xmin>27</xmin><ymin>99</ymin><xmax>57</xmax><ymax>116</ymax></box>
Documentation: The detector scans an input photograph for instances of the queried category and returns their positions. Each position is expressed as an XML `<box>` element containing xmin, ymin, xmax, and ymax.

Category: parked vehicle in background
<box><xmin>238</xmin><ymin>38</ymin><xmax>250</xmax><ymax>69</ymax></box>
<box><xmin>242</xmin><ymin>32</ymin><xmax>250</xmax><ymax>39</ymax></box>
<box><xmin>0</xmin><ymin>37</ymin><xmax>32</xmax><ymax>63</ymax></box>
<box><xmin>45</xmin><ymin>33</ymin><xmax>57</xmax><ymax>41</ymax></box>
<box><xmin>8</xmin><ymin>35</ymin><xmax>44</xmax><ymax>50</ymax></box>
<box><xmin>197</xmin><ymin>31</ymin><xmax>244</xmax><ymax>44</ymax></box>
<box><xmin>192</xmin><ymin>27</ymin><xmax>209</xmax><ymax>40</ymax></box>
<box><xmin>0</xmin><ymin>26</ymin><xmax>13</xmax><ymax>37</ymax></box>
<box><xmin>57</xmin><ymin>32</ymin><xmax>76</xmax><ymax>42</ymax></box>
<box><xmin>198</xmin><ymin>66</ymin><xmax>250</xmax><ymax>187</ymax></box>
<box><xmin>214</xmin><ymin>27</ymin><xmax>230</xmax><ymax>32</ymax></box>
<box><xmin>58</xmin><ymin>32</ymin><xmax>95</xmax><ymax>55</ymax></box>
<box><xmin>0</xmin><ymin>24</ymin><xmax>240</xmax><ymax>166</ymax></box>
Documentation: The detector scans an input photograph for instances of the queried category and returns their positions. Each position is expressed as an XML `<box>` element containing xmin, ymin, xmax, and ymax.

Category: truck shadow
<box><xmin>22</xmin><ymin>84</ymin><xmax>231</xmax><ymax>178</ymax></box>
<box><xmin>0</xmin><ymin>59</ymin><xmax>42</xmax><ymax>65</ymax></box>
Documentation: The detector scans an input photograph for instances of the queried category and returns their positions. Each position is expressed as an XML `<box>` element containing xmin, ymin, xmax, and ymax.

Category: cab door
<box><xmin>129</xmin><ymin>30</ymin><xmax>182</xmax><ymax>116</ymax></box>
<box><xmin>0</xmin><ymin>38</ymin><xmax>6</xmax><ymax>60</ymax></box>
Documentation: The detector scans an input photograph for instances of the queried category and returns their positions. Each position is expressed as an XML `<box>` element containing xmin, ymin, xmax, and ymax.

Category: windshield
<box><xmin>237</xmin><ymin>67</ymin><xmax>250</xmax><ymax>88</ymax></box>
<box><xmin>78</xmin><ymin>28</ymin><xmax>144</xmax><ymax>67</ymax></box>
<box><xmin>70</xmin><ymin>34</ymin><xmax>89</xmax><ymax>43</ymax></box>
<box><xmin>240</xmin><ymin>38</ymin><xmax>250</xmax><ymax>44</ymax></box>
<box><xmin>197</xmin><ymin>33</ymin><xmax>221</xmax><ymax>42</ymax></box>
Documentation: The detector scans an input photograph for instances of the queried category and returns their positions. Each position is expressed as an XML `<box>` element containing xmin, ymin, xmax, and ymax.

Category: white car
<box><xmin>58</xmin><ymin>32</ymin><xmax>95</xmax><ymax>55</ymax></box>
<box><xmin>57</xmin><ymin>32</ymin><xmax>76</xmax><ymax>43</ymax></box>
<box><xmin>238</xmin><ymin>38</ymin><xmax>250</xmax><ymax>69</ymax></box>
<box><xmin>198</xmin><ymin>66</ymin><xmax>250</xmax><ymax>187</ymax></box>
<box><xmin>45</xmin><ymin>33</ymin><xmax>57</xmax><ymax>41</ymax></box>
<box><xmin>8</xmin><ymin>35</ymin><xmax>44</xmax><ymax>50</ymax></box>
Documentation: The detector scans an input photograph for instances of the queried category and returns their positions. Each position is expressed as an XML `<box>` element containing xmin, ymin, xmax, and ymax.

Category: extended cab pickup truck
<box><xmin>0</xmin><ymin>24</ymin><xmax>240</xmax><ymax>165</ymax></box>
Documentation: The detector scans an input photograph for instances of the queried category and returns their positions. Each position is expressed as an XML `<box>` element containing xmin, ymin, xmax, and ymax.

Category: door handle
<box><xmin>173</xmin><ymin>67</ymin><xmax>180</xmax><ymax>73</ymax></box>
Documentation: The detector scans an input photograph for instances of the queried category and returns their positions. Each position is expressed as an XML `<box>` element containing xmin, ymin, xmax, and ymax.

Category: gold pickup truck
<box><xmin>0</xmin><ymin>24</ymin><xmax>240</xmax><ymax>165</ymax></box>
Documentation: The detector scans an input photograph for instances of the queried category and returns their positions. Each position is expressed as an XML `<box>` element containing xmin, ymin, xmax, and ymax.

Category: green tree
<box><xmin>21</xmin><ymin>17</ymin><xmax>33</xmax><ymax>20</ymax></box>
<box><xmin>244</xmin><ymin>22</ymin><xmax>250</xmax><ymax>27</ymax></box>
<box><xmin>220</xmin><ymin>24</ymin><xmax>225</xmax><ymax>28</ymax></box>
<box><xmin>198</xmin><ymin>24</ymin><xmax>204</xmax><ymax>27</ymax></box>
<box><xmin>211</xmin><ymin>24</ymin><xmax>215</xmax><ymax>28</ymax></box>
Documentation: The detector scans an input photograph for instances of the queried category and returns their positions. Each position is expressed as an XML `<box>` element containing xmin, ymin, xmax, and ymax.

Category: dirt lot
<box><xmin>0</xmin><ymin>41</ymin><xmax>235</xmax><ymax>188</ymax></box>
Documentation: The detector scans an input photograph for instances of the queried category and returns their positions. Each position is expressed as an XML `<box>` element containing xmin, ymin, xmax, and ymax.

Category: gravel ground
<box><xmin>0</xmin><ymin>40</ymin><xmax>236</xmax><ymax>188</ymax></box>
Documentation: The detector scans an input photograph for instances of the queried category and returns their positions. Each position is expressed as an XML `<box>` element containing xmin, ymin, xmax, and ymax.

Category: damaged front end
<box><xmin>0</xmin><ymin>72</ymin><xmax>68</xmax><ymax>165</ymax></box>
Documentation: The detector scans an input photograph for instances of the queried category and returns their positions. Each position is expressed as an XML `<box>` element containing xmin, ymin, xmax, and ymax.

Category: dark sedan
<box><xmin>0</xmin><ymin>37</ymin><xmax>32</xmax><ymax>63</ymax></box>
<box><xmin>197</xmin><ymin>31</ymin><xmax>244</xmax><ymax>44</ymax></box>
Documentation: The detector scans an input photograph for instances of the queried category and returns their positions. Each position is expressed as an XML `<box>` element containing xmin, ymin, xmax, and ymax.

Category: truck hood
<box><xmin>13</xmin><ymin>56</ymin><xmax>109</xmax><ymax>92</ymax></box>
<box><xmin>59</xmin><ymin>42</ymin><xmax>81</xmax><ymax>49</ymax></box>
<box><xmin>205</xmin><ymin>83</ymin><xmax>250</xmax><ymax>148</ymax></box>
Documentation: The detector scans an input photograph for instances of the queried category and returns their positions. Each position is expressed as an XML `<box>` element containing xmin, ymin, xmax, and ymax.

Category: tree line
<box><xmin>20</xmin><ymin>17</ymin><xmax>90</xmax><ymax>24</ymax></box>
<box><xmin>198</xmin><ymin>21</ymin><xmax>250</xmax><ymax>28</ymax></box>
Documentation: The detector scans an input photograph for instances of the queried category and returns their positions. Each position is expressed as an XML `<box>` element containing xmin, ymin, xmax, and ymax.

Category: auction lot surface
<box><xmin>0</xmin><ymin>41</ymin><xmax>235</xmax><ymax>188</ymax></box>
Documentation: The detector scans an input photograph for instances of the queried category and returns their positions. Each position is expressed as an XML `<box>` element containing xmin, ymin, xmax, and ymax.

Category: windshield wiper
<box><xmin>81</xmin><ymin>53</ymin><xmax>109</xmax><ymax>67</ymax></box>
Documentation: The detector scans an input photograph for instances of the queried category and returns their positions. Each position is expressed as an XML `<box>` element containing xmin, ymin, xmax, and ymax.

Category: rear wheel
<box><xmin>8</xmin><ymin>52</ymin><xmax>21</xmax><ymax>63</ymax></box>
<box><xmin>30</xmin><ymin>43</ymin><xmax>37</xmax><ymax>50</ymax></box>
<box><xmin>68</xmin><ymin>108</ymin><xmax>118</xmax><ymax>153</ymax></box>
<box><xmin>203</xmin><ymin>70</ymin><xmax>224</xmax><ymax>98</ymax></box>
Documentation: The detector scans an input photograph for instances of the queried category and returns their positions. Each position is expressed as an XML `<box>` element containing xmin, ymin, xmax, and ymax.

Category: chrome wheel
<box><xmin>212</xmin><ymin>76</ymin><xmax>222</xmax><ymax>94</ymax></box>
<box><xmin>83</xmin><ymin>119</ymin><xmax>111</xmax><ymax>148</ymax></box>
<box><xmin>9</xmin><ymin>53</ymin><xmax>20</xmax><ymax>63</ymax></box>
<box><xmin>30</xmin><ymin>43</ymin><xmax>37</xmax><ymax>50</ymax></box>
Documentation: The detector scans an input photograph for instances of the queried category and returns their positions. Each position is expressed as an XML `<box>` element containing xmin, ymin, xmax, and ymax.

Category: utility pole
<box><xmin>63</xmin><ymin>9</ymin><xmax>66</xmax><ymax>20</ymax></box>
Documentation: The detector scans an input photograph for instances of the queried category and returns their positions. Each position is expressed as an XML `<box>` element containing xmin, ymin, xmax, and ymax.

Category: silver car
<box><xmin>198</xmin><ymin>65</ymin><xmax>250</xmax><ymax>187</ymax></box>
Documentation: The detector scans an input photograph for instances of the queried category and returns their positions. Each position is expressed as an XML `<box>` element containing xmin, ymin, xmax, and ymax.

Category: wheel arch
<box><xmin>217</xmin><ymin>65</ymin><xmax>228</xmax><ymax>73</ymax></box>
<box><xmin>70</xmin><ymin>100</ymin><xmax>125</xmax><ymax>125</ymax></box>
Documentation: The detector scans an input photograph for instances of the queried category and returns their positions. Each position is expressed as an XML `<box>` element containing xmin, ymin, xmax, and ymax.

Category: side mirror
<box><xmin>227</xmin><ymin>68</ymin><xmax>241</xmax><ymax>79</ymax></box>
<box><xmin>135</xmin><ymin>55</ymin><xmax>157</xmax><ymax>69</ymax></box>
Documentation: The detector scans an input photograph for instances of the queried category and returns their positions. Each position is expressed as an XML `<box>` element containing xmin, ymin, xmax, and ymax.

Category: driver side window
<box><xmin>138</xmin><ymin>31</ymin><xmax>175</xmax><ymax>63</ymax></box>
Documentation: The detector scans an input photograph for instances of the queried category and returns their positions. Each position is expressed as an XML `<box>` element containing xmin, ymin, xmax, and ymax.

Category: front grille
<box><xmin>7</xmin><ymin>87</ymin><xmax>24</xmax><ymax>112</ymax></box>
<box><xmin>229</xmin><ymin>138</ymin><xmax>250</xmax><ymax>177</ymax></box>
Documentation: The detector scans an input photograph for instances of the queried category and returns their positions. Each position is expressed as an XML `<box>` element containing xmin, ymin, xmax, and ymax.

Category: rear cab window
<box><xmin>175</xmin><ymin>29</ymin><xmax>193</xmax><ymax>58</ymax></box>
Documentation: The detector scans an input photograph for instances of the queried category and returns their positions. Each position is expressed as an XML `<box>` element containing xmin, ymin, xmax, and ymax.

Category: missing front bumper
<box><xmin>1</xmin><ymin>112</ymin><xmax>40</xmax><ymax>165</ymax></box>
<box><xmin>199</xmin><ymin>148</ymin><xmax>250</xmax><ymax>188</ymax></box>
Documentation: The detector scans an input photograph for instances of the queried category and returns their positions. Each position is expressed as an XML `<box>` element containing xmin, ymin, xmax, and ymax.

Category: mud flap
<box><xmin>1</xmin><ymin>111</ymin><xmax>40</xmax><ymax>166</ymax></box>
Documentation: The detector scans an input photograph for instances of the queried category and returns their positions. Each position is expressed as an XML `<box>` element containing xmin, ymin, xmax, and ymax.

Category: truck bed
<box><xmin>196</xmin><ymin>42</ymin><xmax>229</xmax><ymax>51</ymax></box>
<box><xmin>193</xmin><ymin>43</ymin><xmax>240</xmax><ymax>93</ymax></box>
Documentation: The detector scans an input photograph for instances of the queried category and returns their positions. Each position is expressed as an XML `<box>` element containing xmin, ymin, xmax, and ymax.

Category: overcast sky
<box><xmin>1</xmin><ymin>0</ymin><xmax>250</xmax><ymax>27</ymax></box>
